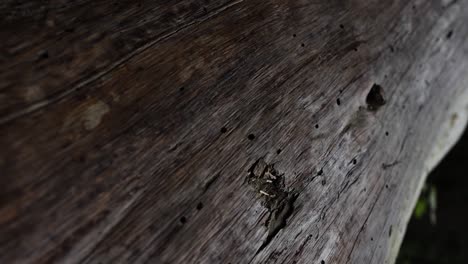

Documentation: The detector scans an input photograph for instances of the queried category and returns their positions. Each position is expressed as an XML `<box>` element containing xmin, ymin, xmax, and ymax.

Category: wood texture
<box><xmin>1</xmin><ymin>0</ymin><xmax>468</xmax><ymax>263</ymax></box>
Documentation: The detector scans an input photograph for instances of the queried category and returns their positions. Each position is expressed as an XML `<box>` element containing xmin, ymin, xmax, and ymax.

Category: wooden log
<box><xmin>1</xmin><ymin>0</ymin><xmax>468</xmax><ymax>263</ymax></box>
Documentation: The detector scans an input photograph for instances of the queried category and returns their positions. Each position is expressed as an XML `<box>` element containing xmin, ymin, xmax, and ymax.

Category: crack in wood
<box><xmin>382</xmin><ymin>161</ymin><xmax>400</xmax><ymax>170</ymax></box>
<box><xmin>202</xmin><ymin>173</ymin><xmax>221</xmax><ymax>193</ymax></box>
<box><xmin>345</xmin><ymin>185</ymin><xmax>385</xmax><ymax>263</ymax></box>
<box><xmin>293</xmin><ymin>234</ymin><xmax>314</xmax><ymax>258</ymax></box>
<box><xmin>247</xmin><ymin>158</ymin><xmax>299</xmax><ymax>255</ymax></box>
<box><xmin>257</xmin><ymin>192</ymin><xmax>298</xmax><ymax>254</ymax></box>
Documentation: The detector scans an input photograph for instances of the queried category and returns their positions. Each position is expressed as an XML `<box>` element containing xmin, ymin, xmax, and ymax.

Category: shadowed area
<box><xmin>398</xmin><ymin>128</ymin><xmax>468</xmax><ymax>264</ymax></box>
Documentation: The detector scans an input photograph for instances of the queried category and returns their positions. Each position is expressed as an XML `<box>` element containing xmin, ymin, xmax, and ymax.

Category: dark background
<box><xmin>397</xmin><ymin>127</ymin><xmax>468</xmax><ymax>264</ymax></box>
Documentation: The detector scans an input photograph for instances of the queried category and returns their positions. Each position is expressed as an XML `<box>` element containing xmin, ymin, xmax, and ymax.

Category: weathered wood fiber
<box><xmin>1</xmin><ymin>0</ymin><xmax>468</xmax><ymax>263</ymax></box>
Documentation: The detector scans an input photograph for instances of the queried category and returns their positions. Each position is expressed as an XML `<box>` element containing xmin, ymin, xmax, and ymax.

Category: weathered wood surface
<box><xmin>1</xmin><ymin>0</ymin><xmax>468</xmax><ymax>263</ymax></box>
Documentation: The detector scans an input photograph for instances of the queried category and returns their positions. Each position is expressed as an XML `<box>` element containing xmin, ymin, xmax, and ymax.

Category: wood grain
<box><xmin>1</xmin><ymin>0</ymin><xmax>468</xmax><ymax>263</ymax></box>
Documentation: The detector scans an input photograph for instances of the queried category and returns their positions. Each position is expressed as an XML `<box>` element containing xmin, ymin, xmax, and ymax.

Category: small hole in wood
<box><xmin>196</xmin><ymin>202</ymin><xmax>204</xmax><ymax>210</ymax></box>
<box><xmin>315</xmin><ymin>124</ymin><xmax>319</xmax><ymax>129</ymax></box>
<box><xmin>389</xmin><ymin>45</ymin><xmax>395</xmax><ymax>53</ymax></box>
<box><xmin>446</xmin><ymin>30</ymin><xmax>453</xmax><ymax>39</ymax></box>
<box><xmin>180</xmin><ymin>216</ymin><xmax>187</xmax><ymax>224</ymax></box>
<box><xmin>385</xmin><ymin>131</ymin><xmax>389</xmax><ymax>136</ymax></box>
<box><xmin>247</xmin><ymin>134</ymin><xmax>255</xmax><ymax>140</ymax></box>
<box><xmin>339</xmin><ymin>24</ymin><xmax>344</xmax><ymax>29</ymax></box>
<box><xmin>385</xmin><ymin>184</ymin><xmax>389</xmax><ymax>189</ymax></box>
<box><xmin>293</xmin><ymin>34</ymin><xmax>297</xmax><ymax>37</ymax></box>
<box><xmin>321</xmin><ymin>260</ymin><xmax>325</xmax><ymax>264</ymax></box>
<box><xmin>37</xmin><ymin>50</ymin><xmax>49</xmax><ymax>60</ymax></box>
<box><xmin>366</xmin><ymin>83</ymin><xmax>386</xmax><ymax>111</ymax></box>
<box><xmin>301</xmin><ymin>43</ymin><xmax>305</xmax><ymax>47</ymax></box>
<box><xmin>336</xmin><ymin>98</ymin><xmax>341</xmax><ymax>106</ymax></box>
<box><xmin>352</xmin><ymin>159</ymin><xmax>357</xmax><ymax>165</ymax></box>
<box><xmin>277</xmin><ymin>149</ymin><xmax>282</xmax><ymax>154</ymax></box>
<box><xmin>220</xmin><ymin>127</ymin><xmax>227</xmax><ymax>133</ymax></box>
<box><xmin>317</xmin><ymin>169</ymin><xmax>323</xmax><ymax>176</ymax></box>
<box><xmin>179</xmin><ymin>87</ymin><xmax>185</xmax><ymax>92</ymax></box>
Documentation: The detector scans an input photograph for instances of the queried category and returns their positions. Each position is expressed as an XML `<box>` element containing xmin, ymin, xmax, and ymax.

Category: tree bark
<box><xmin>1</xmin><ymin>0</ymin><xmax>468</xmax><ymax>263</ymax></box>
